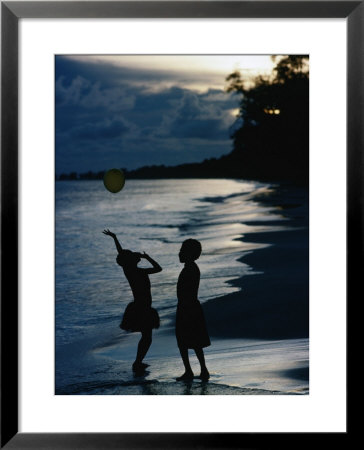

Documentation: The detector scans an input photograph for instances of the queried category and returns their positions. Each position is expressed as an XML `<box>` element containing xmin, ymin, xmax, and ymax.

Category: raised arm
<box><xmin>140</xmin><ymin>252</ymin><xmax>162</xmax><ymax>274</ymax></box>
<box><xmin>102</xmin><ymin>229</ymin><xmax>123</xmax><ymax>254</ymax></box>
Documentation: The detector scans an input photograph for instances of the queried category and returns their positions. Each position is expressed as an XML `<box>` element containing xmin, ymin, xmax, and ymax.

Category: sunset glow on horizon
<box><xmin>63</xmin><ymin>54</ymin><xmax>276</xmax><ymax>92</ymax></box>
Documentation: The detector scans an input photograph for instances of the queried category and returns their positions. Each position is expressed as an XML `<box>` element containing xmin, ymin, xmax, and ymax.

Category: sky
<box><xmin>55</xmin><ymin>55</ymin><xmax>276</xmax><ymax>174</ymax></box>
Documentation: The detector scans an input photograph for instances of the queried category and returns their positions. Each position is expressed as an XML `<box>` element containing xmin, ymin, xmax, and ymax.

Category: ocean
<box><xmin>55</xmin><ymin>178</ymin><xmax>308</xmax><ymax>395</ymax></box>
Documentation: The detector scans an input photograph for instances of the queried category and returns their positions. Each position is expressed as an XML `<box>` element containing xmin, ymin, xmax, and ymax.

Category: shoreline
<box><xmin>56</xmin><ymin>179</ymin><xmax>309</xmax><ymax>395</ymax></box>
<box><xmin>88</xmin><ymin>181</ymin><xmax>310</xmax><ymax>395</ymax></box>
<box><xmin>203</xmin><ymin>183</ymin><xmax>309</xmax><ymax>340</ymax></box>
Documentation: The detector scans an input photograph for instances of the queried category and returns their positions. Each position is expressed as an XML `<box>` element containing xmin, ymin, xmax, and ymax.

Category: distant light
<box><xmin>230</xmin><ymin>108</ymin><xmax>240</xmax><ymax>117</ymax></box>
<box><xmin>263</xmin><ymin>108</ymin><xmax>280</xmax><ymax>115</ymax></box>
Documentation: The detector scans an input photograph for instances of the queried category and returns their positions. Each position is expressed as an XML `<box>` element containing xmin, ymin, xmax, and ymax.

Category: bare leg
<box><xmin>176</xmin><ymin>346</ymin><xmax>194</xmax><ymax>381</ymax></box>
<box><xmin>133</xmin><ymin>329</ymin><xmax>152</xmax><ymax>370</ymax></box>
<box><xmin>194</xmin><ymin>347</ymin><xmax>210</xmax><ymax>381</ymax></box>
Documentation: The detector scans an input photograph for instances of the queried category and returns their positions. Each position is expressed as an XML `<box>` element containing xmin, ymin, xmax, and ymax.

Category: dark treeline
<box><xmin>225</xmin><ymin>55</ymin><xmax>309</xmax><ymax>184</ymax></box>
<box><xmin>58</xmin><ymin>170</ymin><xmax>106</xmax><ymax>181</ymax></box>
<box><xmin>57</xmin><ymin>56</ymin><xmax>309</xmax><ymax>185</ymax></box>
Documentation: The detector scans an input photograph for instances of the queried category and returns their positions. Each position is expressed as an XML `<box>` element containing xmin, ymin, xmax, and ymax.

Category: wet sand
<box><xmin>203</xmin><ymin>183</ymin><xmax>309</xmax><ymax>340</ymax></box>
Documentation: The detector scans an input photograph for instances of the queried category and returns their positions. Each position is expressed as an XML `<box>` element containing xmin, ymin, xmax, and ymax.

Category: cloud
<box><xmin>56</xmin><ymin>75</ymin><xmax>91</xmax><ymax>106</ymax></box>
<box><xmin>69</xmin><ymin>117</ymin><xmax>131</xmax><ymax>141</ymax></box>
<box><xmin>56</xmin><ymin>75</ymin><xmax>135</xmax><ymax>111</ymax></box>
<box><xmin>157</xmin><ymin>90</ymin><xmax>236</xmax><ymax>140</ymax></box>
<box><xmin>56</xmin><ymin>55</ymin><xmax>228</xmax><ymax>92</ymax></box>
<box><xmin>55</xmin><ymin>56</ymin><xmax>241</xmax><ymax>173</ymax></box>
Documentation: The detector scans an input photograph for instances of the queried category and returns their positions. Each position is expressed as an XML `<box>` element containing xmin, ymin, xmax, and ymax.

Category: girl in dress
<box><xmin>175</xmin><ymin>239</ymin><xmax>210</xmax><ymax>381</ymax></box>
<box><xmin>103</xmin><ymin>229</ymin><xmax>162</xmax><ymax>372</ymax></box>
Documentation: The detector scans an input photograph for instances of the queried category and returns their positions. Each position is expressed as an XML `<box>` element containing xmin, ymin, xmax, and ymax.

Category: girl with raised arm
<box><xmin>103</xmin><ymin>229</ymin><xmax>162</xmax><ymax>373</ymax></box>
<box><xmin>175</xmin><ymin>239</ymin><xmax>210</xmax><ymax>381</ymax></box>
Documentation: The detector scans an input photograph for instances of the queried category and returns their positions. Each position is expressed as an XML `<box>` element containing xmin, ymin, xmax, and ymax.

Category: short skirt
<box><xmin>175</xmin><ymin>301</ymin><xmax>211</xmax><ymax>349</ymax></box>
<box><xmin>120</xmin><ymin>302</ymin><xmax>160</xmax><ymax>332</ymax></box>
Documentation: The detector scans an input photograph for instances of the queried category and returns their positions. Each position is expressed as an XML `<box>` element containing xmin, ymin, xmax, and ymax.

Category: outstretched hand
<box><xmin>103</xmin><ymin>229</ymin><xmax>116</xmax><ymax>238</ymax></box>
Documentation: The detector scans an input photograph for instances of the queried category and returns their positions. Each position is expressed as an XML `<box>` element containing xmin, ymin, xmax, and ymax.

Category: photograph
<box><xmin>55</xmin><ymin>54</ymin><xmax>309</xmax><ymax>396</ymax></box>
<box><xmin>1</xmin><ymin>0</ymin><xmax>355</xmax><ymax>444</ymax></box>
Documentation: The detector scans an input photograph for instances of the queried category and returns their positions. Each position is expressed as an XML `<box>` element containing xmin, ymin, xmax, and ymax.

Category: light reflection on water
<box><xmin>56</xmin><ymin>178</ymin><xmax>280</xmax><ymax>347</ymax></box>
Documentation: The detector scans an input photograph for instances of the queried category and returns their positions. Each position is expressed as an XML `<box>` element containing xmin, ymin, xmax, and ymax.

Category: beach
<box><xmin>55</xmin><ymin>179</ymin><xmax>309</xmax><ymax>395</ymax></box>
<box><xmin>204</xmin><ymin>184</ymin><xmax>309</xmax><ymax>340</ymax></box>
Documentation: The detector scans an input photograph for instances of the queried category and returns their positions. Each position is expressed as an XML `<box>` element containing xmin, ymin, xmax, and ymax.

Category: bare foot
<box><xmin>198</xmin><ymin>369</ymin><xmax>210</xmax><ymax>381</ymax></box>
<box><xmin>176</xmin><ymin>371</ymin><xmax>194</xmax><ymax>381</ymax></box>
<box><xmin>132</xmin><ymin>362</ymin><xmax>149</xmax><ymax>372</ymax></box>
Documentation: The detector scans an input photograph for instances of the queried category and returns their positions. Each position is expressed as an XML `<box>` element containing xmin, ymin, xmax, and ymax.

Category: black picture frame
<box><xmin>1</xmin><ymin>1</ymin><xmax>355</xmax><ymax>448</ymax></box>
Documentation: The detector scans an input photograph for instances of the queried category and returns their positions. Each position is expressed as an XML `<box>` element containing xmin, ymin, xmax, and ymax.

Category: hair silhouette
<box><xmin>175</xmin><ymin>239</ymin><xmax>210</xmax><ymax>381</ymax></box>
<box><xmin>179</xmin><ymin>238</ymin><xmax>202</xmax><ymax>261</ymax></box>
<box><xmin>103</xmin><ymin>229</ymin><xmax>162</xmax><ymax>373</ymax></box>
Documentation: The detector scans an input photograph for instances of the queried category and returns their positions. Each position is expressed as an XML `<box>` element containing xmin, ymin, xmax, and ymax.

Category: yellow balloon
<box><xmin>103</xmin><ymin>169</ymin><xmax>125</xmax><ymax>193</ymax></box>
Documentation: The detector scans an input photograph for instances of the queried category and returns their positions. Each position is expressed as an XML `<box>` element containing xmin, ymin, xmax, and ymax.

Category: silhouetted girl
<box><xmin>103</xmin><ymin>229</ymin><xmax>162</xmax><ymax>372</ymax></box>
<box><xmin>176</xmin><ymin>239</ymin><xmax>210</xmax><ymax>381</ymax></box>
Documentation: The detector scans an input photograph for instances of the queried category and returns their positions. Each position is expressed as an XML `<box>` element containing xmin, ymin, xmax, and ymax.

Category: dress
<box><xmin>120</xmin><ymin>267</ymin><xmax>160</xmax><ymax>332</ymax></box>
<box><xmin>175</xmin><ymin>262</ymin><xmax>211</xmax><ymax>349</ymax></box>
